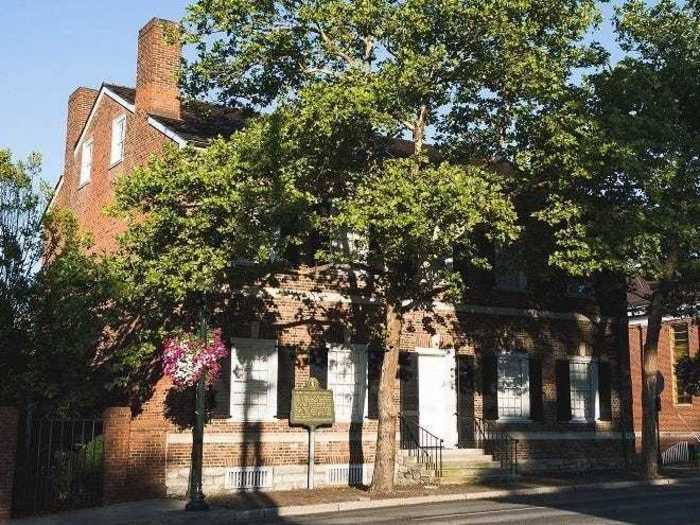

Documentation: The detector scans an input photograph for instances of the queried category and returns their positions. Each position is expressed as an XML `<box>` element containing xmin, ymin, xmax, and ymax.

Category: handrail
<box><xmin>458</xmin><ymin>415</ymin><xmax>519</xmax><ymax>475</ymax></box>
<box><xmin>398</xmin><ymin>414</ymin><xmax>444</xmax><ymax>478</ymax></box>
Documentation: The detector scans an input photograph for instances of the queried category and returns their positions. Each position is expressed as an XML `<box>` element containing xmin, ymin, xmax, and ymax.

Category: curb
<box><xmin>221</xmin><ymin>476</ymin><xmax>700</xmax><ymax>522</ymax></box>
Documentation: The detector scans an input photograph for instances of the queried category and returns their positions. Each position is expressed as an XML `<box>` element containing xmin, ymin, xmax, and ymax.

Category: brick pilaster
<box><xmin>102</xmin><ymin>407</ymin><xmax>132</xmax><ymax>504</ymax></box>
<box><xmin>0</xmin><ymin>407</ymin><xmax>19</xmax><ymax>522</ymax></box>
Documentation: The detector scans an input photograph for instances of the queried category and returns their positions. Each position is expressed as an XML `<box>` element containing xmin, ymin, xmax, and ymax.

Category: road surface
<box><xmin>254</xmin><ymin>484</ymin><xmax>700</xmax><ymax>525</ymax></box>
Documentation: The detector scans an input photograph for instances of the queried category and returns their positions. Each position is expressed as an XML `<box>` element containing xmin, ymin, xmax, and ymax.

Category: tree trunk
<box><xmin>641</xmin><ymin>291</ymin><xmax>662</xmax><ymax>480</ymax></box>
<box><xmin>640</xmin><ymin>249</ymin><xmax>678</xmax><ymax>480</ymax></box>
<box><xmin>370</xmin><ymin>300</ymin><xmax>403</xmax><ymax>493</ymax></box>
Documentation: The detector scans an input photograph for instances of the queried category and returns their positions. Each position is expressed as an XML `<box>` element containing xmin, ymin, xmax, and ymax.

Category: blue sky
<box><xmin>0</xmin><ymin>1</ymin><xmax>623</xmax><ymax>188</ymax></box>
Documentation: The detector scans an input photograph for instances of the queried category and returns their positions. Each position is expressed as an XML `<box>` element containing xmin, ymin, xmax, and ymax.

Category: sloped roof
<box><xmin>103</xmin><ymin>83</ymin><xmax>136</xmax><ymax>105</ymax></box>
<box><xmin>149</xmin><ymin>102</ymin><xmax>246</xmax><ymax>147</ymax></box>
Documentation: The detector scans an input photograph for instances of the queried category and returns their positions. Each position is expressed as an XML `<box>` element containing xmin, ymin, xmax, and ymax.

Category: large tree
<box><xmin>180</xmin><ymin>0</ymin><xmax>604</xmax><ymax>491</ymax></box>
<box><xmin>531</xmin><ymin>0</ymin><xmax>700</xmax><ymax>479</ymax></box>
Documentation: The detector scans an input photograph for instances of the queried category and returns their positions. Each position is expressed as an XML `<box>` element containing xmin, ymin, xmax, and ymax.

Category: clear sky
<box><xmin>0</xmin><ymin>1</ymin><xmax>623</xmax><ymax>189</ymax></box>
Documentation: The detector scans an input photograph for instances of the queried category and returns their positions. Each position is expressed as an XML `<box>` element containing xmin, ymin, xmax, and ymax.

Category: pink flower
<box><xmin>162</xmin><ymin>330</ymin><xmax>229</xmax><ymax>389</ymax></box>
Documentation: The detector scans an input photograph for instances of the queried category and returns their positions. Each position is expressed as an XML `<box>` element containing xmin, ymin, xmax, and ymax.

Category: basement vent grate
<box><xmin>326</xmin><ymin>464</ymin><xmax>372</xmax><ymax>486</ymax></box>
<box><xmin>225</xmin><ymin>467</ymin><xmax>272</xmax><ymax>490</ymax></box>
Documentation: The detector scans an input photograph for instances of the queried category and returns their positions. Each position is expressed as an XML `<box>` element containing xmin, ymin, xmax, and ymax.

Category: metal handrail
<box><xmin>458</xmin><ymin>415</ymin><xmax>519</xmax><ymax>475</ymax></box>
<box><xmin>398</xmin><ymin>414</ymin><xmax>444</xmax><ymax>478</ymax></box>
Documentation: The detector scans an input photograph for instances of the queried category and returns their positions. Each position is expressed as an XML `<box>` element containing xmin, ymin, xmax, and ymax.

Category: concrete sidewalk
<box><xmin>9</xmin><ymin>476</ymin><xmax>700</xmax><ymax>525</ymax></box>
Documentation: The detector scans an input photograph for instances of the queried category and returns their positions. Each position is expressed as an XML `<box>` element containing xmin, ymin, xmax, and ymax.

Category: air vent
<box><xmin>225</xmin><ymin>467</ymin><xmax>272</xmax><ymax>490</ymax></box>
<box><xmin>326</xmin><ymin>464</ymin><xmax>372</xmax><ymax>486</ymax></box>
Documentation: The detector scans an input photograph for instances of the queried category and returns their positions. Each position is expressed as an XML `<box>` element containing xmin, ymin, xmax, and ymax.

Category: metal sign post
<box><xmin>289</xmin><ymin>378</ymin><xmax>335</xmax><ymax>490</ymax></box>
<box><xmin>308</xmin><ymin>425</ymin><xmax>316</xmax><ymax>489</ymax></box>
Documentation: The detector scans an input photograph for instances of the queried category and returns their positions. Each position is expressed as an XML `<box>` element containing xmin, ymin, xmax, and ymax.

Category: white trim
<box><xmin>252</xmin><ymin>286</ymin><xmax>602</xmax><ymax>323</ymax></box>
<box><xmin>79</xmin><ymin>139</ymin><xmax>93</xmax><ymax>187</ymax></box>
<box><xmin>110</xmin><ymin>114</ymin><xmax>127</xmax><ymax>165</ymax></box>
<box><xmin>73</xmin><ymin>86</ymin><xmax>135</xmax><ymax>156</ymax></box>
<box><xmin>628</xmin><ymin>315</ymin><xmax>689</xmax><ymax>327</ymax></box>
<box><xmin>147</xmin><ymin>116</ymin><xmax>187</xmax><ymax>148</ymax></box>
<box><xmin>497</xmin><ymin>351</ymin><xmax>530</xmax><ymax>421</ymax></box>
<box><xmin>568</xmin><ymin>356</ymin><xmax>599</xmax><ymax>423</ymax></box>
<box><xmin>46</xmin><ymin>175</ymin><xmax>64</xmax><ymax>212</ymax></box>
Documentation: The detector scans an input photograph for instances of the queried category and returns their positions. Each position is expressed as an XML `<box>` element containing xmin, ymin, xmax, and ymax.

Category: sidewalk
<box><xmin>10</xmin><ymin>472</ymin><xmax>700</xmax><ymax>525</ymax></box>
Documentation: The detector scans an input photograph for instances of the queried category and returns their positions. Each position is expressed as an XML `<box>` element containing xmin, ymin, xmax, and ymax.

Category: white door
<box><xmin>418</xmin><ymin>349</ymin><xmax>458</xmax><ymax>448</ymax></box>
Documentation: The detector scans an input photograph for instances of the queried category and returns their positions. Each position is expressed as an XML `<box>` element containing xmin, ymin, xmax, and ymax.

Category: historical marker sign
<box><xmin>290</xmin><ymin>377</ymin><xmax>335</xmax><ymax>429</ymax></box>
<box><xmin>290</xmin><ymin>378</ymin><xmax>334</xmax><ymax>490</ymax></box>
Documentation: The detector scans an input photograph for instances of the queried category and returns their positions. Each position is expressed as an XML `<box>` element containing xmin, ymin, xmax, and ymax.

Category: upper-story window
<box><xmin>494</xmin><ymin>244</ymin><xmax>527</xmax><ymax>292</ymax></box>
<box><xmin>79</xmin><ymin>140</ymin><xmax>93</xmax><ymax>187</ymax></box>
<box><xmin>110</xmin><ymin>115</ymin><xmax>127</xmax><ymax>165</ymax></box>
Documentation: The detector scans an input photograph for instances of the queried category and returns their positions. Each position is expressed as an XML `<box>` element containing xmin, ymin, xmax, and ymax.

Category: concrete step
<box><xmin>439</xmin><ymin>469</ymin><xmax>513</xmax><ymax>484</ymax></box>
<box><xmin>442</xmin><ymin>460</ymin><xmax>503</xmax><ymax>470</ymax></box>
<box><xmin>402</xmin><ymin>453</ymin><xmax>495</xmax><ymax>465</ymax></box>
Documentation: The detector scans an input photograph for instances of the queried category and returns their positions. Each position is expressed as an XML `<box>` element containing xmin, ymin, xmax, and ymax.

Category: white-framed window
<box><xmin>327</xmin><ymin>344</ymin><xmax>368</xmax><ymax>422</ymax></box>
<box><xmin>569</xmin><ymin>357</ymin><xmax>599</xmax><ymax>422</ymax></box>
<box><xmin>497</xmin><ymin>352</ymin><xmax>530</xmax><ymax>420</ymax></box>
<box><xmin>230</xmin><ymin>338</ymin><xmax>278</xmax><ymax>422</ymax></box>
<box><xmin>110</xmin><ymin>115</ymin><xmax>126</xmax><ymax>165</ymax></box>
<box><xmin>79</xmin><ymin>140</ymin><xmax>93</xmax><ymax>186</ymax></box>
<box><xmin>494</xmin><ymin>245</ymin><xmax>527</xmax><ymax>292</ymax></box>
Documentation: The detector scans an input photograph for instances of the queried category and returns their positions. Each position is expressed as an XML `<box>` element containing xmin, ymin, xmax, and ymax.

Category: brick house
<box><xmin>50</xmin><ymin>17</ymin><xmax>634</xmax><ymax>499</ymax></box>
<box><xmin>627</xmin><ymin>279</ymin><xmax>700</xmax><ymax>462</ymax></box>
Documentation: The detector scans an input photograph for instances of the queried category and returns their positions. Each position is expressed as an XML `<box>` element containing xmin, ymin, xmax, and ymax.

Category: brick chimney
<box><xmin>135</xmin><ymin>18</ymin><xmax>181</xmax><ymax>120</ymax></box>
<box><xmin>65</xmin><ymin>87</ymin><xmax>98</xmax><ymax>160</ymax></box>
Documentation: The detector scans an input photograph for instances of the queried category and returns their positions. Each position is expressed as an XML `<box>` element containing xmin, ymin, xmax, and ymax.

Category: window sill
<box><xmin>496</xmin><ymin>417</ymin><xmax>531</xmax><ymax>423</ymax></box>
<box><xmin>109</xmin><ymin>158</ymin><xmax>123</xmax><ymax>170</ymax></box>
<box><xmin>78</xmin><ymin>181</ymin><xmax>90</xmax><ymax>190</ymax></box>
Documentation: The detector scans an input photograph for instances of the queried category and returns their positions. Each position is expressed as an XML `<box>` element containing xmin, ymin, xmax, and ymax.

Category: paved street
<box><xmin>254</xmin><ymin>485</ymin><xmax>700</xmax><ymax>525</ymax></box>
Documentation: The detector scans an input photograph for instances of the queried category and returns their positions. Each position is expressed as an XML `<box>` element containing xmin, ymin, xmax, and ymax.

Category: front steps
<box><xmin>398</xmin><ymin>448</ymin><xmax>514</xmax><ymax>485</ymax></box>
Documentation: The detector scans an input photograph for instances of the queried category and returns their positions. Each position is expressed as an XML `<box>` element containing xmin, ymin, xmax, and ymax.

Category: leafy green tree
<box><xmin>0</xmin><ymin>150</ymin><xmax>117</xmax><ymax>415</ymax></box>
<box><xmin>532</xmin><ymin>0</ymin><xmax>700</xmax><ymax>479</ymax></box>
<box><xmin>0</xmin><ymin>150</ymin><xmax>45</xmax><ymax>407</ymax></box>
<box><xmin>180</xmin><ymin>0</ymin><xmax>604</xmax><ymax>491</ymax></box>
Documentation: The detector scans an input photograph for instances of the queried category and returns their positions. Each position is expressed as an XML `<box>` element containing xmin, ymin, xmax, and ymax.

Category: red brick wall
<box><xmin>629</xmin><ymin>319</ymin><xmax>700</xmax><ymax>449</ymax></box>
<box><xmin>0</xmin><ymin>407</ymin><xmax>19</xmax><ymax>522</ymax></box>
<box><xmin>102</xmin><ymin>407</ymin><xmax>131</xmax><ymax>504</ymax></box>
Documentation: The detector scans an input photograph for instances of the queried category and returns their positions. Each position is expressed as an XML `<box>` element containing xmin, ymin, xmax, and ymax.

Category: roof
<box><xmin>149</xmin><ymin>102</ymin><xmax>246</xmax><ymax>148</ymax></box>
<box><xmin>103</xmin><ymin>83</ymin><xmax>136</xmax><ymax>105</ymax></box>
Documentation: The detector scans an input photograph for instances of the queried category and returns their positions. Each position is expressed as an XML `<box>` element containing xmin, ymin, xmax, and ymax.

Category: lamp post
<box><xmin>186</xmin><ymin>309</ymin><xmax>210</xmax><ymax>512</ymax></box>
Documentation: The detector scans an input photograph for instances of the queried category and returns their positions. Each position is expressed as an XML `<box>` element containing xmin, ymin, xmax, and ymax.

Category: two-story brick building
<box><xmin>50</xmin><ymin>17</ymin><xmax>634</xmax><ymax>499</ymax></box>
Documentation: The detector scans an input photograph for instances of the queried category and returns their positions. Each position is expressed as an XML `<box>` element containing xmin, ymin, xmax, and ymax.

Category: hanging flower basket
<box><xmin>162</xmin><ymin>330</ymin><xmax>228</xmax><ymax>389</ymax></box>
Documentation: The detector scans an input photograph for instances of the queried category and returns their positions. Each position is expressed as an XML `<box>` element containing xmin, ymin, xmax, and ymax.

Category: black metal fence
<box><xmin>398</xmin><ymin>414</ymin><xmax>444</xmax><ymax>478</ymax></box>
<box><xmin>458</xmin><ymin>415</ymin><xmax>518</xmax><ymax>475</ymax></box>
<box><xmin>13</xmin><ymin>417</ymin><xmax>104</xmax><ymax>517</ymax></box>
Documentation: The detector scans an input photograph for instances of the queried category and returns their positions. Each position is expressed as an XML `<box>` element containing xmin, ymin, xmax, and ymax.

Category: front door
<box><xmin>418</xmin><ymin>349</ymin><xmax>458</xmax><ymax>448</ymax></box>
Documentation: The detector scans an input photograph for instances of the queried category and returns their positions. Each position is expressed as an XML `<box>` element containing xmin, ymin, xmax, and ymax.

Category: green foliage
<box><xmin>334</xmin><ymin>158</ymin><xmax>519</xmax><ymax>303</ymax></box>
<box><xmin>532</xmin><ymin>0</ymin><xmax>700</xmax><ymax>311</ymax></box>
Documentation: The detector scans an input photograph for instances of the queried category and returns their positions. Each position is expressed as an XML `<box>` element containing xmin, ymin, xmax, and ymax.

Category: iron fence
<box><xmin>13</xmin><ymin>417</ymin><xmax>104</xmax><ymax>517</ymax></box>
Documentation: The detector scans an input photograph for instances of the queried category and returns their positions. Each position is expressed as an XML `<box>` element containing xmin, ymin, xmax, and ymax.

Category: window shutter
<box><xmin>529</xmin><ymin>356</ymin><xmax>544</xmax><ymax>421</ymax></box>
<box><xmin>556</xmin><ymin>359</ymin><xmax>572</xmax><ymax>421</ymax></box>
<box><xmin>277</xmin><ymin>347</ymin><xmax>296</xmax><ymax>418</ymax></box>
<box><xmin>367</xmin><ymin>349</ymin><xmax>382</xmax><ymax>419</ymax></box>
<box><xmin>457</xmin><ymin>356</ymin><xmax>475</xmax><ymax>446</ymax></box>
<box><xmin>310</xmin><ymin>347</ymin><xmax>328</xmax><ymax>389</ymax></box>
<box><xmin>211</xmin><ymin>353</ymin><xmax>231</xmax><ymax>418</ymax></box>
<box><xmin>399</xmin><ymin>352</ymin><xmax>419</xmax><ymax>419</ymax></box>
<box><xmin>598</xmin><ymin>361</ymin><xmax>612</xmax><ymax>421</ymax></box>
<box><xmin>482</xmin><ymin>353</ymin><xmax>499</xmax><ymax>420</ymax></box>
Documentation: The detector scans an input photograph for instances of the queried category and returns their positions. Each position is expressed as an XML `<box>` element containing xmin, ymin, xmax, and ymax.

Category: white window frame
<box><xmin>79</xmin><ymin>139</ymin><xmax>93</xmax><ymax>186</ymax></box>
<box><xmin>326</xmin><ymin>343</ymin><xmax>368</xmax><ymax>423</ymax></box>
<box><xmin>496</xmin><ymin>351</ymin><xmax>530</xmax><ymax>421</ymax></box>
<box><xmin>110</xmin><ymin>114</ymin><xmax>127</xmax><ymax>165</ymax></box>
<box><xmin>229</xmin><ymin>338</ymin><xmax>278</xmax><ymax>422</ymax></box>
<box><xmin>569</xmin><ymin>356</ymin><xmax>599</xmax><ymax>422</ymax></box>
